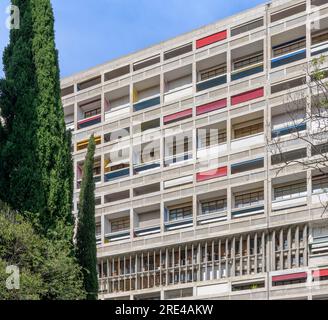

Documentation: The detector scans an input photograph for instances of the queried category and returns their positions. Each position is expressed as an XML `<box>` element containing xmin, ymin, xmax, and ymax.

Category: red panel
<box><xmin>197</xmin><ymin>166</ymin><xmax>227</xmax><ymax>182</ymax></box>
<box><xmin>231</xmin><ymin>87</ymin><xmax>264</xmax><ymax>106</ymax></box>
<box><xmin>196</xmin><ymin>98</ymin><xmax>227</xmax><ymax>116</ymax></box>
<box><xmin>313</xmin><ymin>269</ymin><xmax>328</xmax><ymax>278</ymax></box>
<box><xmin>196</xmin><ymin>30</ymin><xmax>227</xmax><ymax>49</ymax></box>
<box><xmin>272</xmin><ymin>272</ymin><xmax>307</xmax><ymax>282</ymax></box>
<box><xmin>78</xmin><ymin>114</ymin><xmax>101</xmax><ymax>125</ymax></box>
<box><xmin>164</xmin><ymin>108</ymin><xmax>192</xmax><ymax>124</ymax></box>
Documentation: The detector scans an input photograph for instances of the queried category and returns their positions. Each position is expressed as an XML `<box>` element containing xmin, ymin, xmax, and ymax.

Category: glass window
<box><xmin>273</xmin><ymin>38</ymin><xmax>306</xmax><ymax>57</ymax></box>
<box><xmin>233</xmin><ymin>53</ymin><xmax>263</xmax><ymax>71</ymax></box>
<box><xmin>234</xmin><ymin>121</ymin><xmax>263</xmax><ymax>139</ymax></box>
<box><xmin>313</xmin><ymin>176</ymin><xmax>328</xmax><ymax>194</ymax></box>
<box><xmin>312</xmin><ymin>31</ymin><xmax>328</xmax><ymax>45</ymax></box>
<box><xmin>274</xmin><ymin>181</ymin><xmax>307</xmax><ymax>201</ymax></box>
<box><xmin>169</xmin><ymin>206</ymin><xmax>192</xmax><ymax>221</ymax></box>
<box><xmin>111</xmin><ymin>217</ymin><xmax>130</xmax><ymax>233</ymax></box>
<box><xmin>235</xmin><ymin>190</ymin><xmax>264</xmax><ymax>208</ymax></box>
<box><xmin>84</xmin><ymin>107</ymin><xmax>101</xmax><ymax>118</ymax></box>
<box><xmin>201</xmin><ymin>198</ymin><xmax>227</xmax><ymax>215</ymax></box>
<box><xmin>200</xmin><ymin>65</ymin><xmax>227</xmax><ymax>81</ymax></box>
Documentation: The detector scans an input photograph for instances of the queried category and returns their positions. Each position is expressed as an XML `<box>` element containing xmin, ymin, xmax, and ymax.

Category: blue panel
<box><xmin>78</xmin><ymin>116</ymin><xmax>101</xmax><ymax>129</ymax></box>
<box><xmin>196</xmin><ymin>75</ymin><xmax>227</xmax><ymax>92</ymax></box>
<box><xmin>231</xmin><ymin>65</ymin><xmax>264</xmax><ymax>81</ymax></box>
<box><xmin>271</xmin><ymin>49</ymin><xmax>306</xmax><ymax>69</ymax></box>
<box><xmin>232</xmin><ymin>205</ymin><xmax>264</xmax><ymax>217</ymax></box>
<box><xmin>134</xmin><ymin>162</ymin><xmax>160</xmax><ymax>173</ymax></box>
<box><xmin>133</xmin><ymin>96</ymin><xmax>160</xmax><ymax>112</ymax></box>
<box><xmin>271</xmin><ymin>123</ymin><xmax>306</xmax><ymax>138</ymax></box>
<box><xmin>104</xmin><ymin>168</ymin><xmax>130</xmax><ymax>182</ymax></box>
<box><xmin>311</xmin><ymin>46</ymin><xmax>328</xmax><ymax>56</ymax></box>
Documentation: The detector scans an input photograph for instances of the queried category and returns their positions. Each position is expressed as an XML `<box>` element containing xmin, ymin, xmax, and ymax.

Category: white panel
<box><xmin>231</xmin><ymin>133</ymin><xmax>264</xmax><ymax>150</ymax></box>
<box><xmin>196</xmin><ymin>283</ymin><xmax>229</xmax><ymax>296</ymax></box>
<box><xmin>164</xmin><ymin>175</ymin><xmax>193</xmax><ymax>189</ymax></box>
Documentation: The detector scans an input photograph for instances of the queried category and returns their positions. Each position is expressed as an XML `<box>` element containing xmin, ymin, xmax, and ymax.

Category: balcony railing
<box><xmin>164</xmin><ymin>217</ymin><xmax>193</xmax><ymax>231</ymax></box>
<box><xmin>133</xmin><ymin>95</ymin><xmax>160</xmax><ymax>112</ymax></box>
<box><xmin>104</xmin><ymin>167</ymin><xmax>130</xmax><ymax>182</ymax></box>
<box><xmin>105</xmin><ymin>230</ymin><xmax>130</xmax><ymax>242</ymax></box>
<box><xmin>96</xmin><ymin>234</ymin><xmax>102</xmax><ymax>245</ymax></box>
<box><xmin>197</xmin><ymin>143</ymin><xmax>227</xmax><ymax>159</ymax></box>
<box><xmin>272</xmin><ymin>193</ymin><xmax>307</xmax><ymax>211</ymax></box>
<box><xmin>105</xmin><ymin>104</ymin><xmax>130</xmax><ymax>121</ymax></box>
<box><xmin>196</xmin><ymin>74</ymin><xmax>227</xmax><ymax>92</ymax></box>
<box><xmin>134</xmin><ymin>160</ymin><xmax>161</xmax><ymax>174</ymax></box>
<box><xmin>164</xmin><ymin>84</ymin><xmax>193</xmax><ymax>104</ymax></box>
<box><xmin>164</xmin><ymin>151</ymin><xmax>193</xmax><ymax>166</ymax></box>
<box><xmin>65</xmin><ymin>121</ymin><xmax>74</xmax><ymax>131</ymax></box>
<box><xmin>231</xmin><ymin>133</ymin><xmax>264</xmax><ymax>150</ymax></box>
<box><xmin>231</xmin><ymin>63</ymin><xmax>264</xmax><ymax>81</ymax></box>
<box><xmin>311</xmin><ymin>40</ymin><xmax>328</xmax><ymax>56</ymax></box>
<box><xmin>231</xmin><ymin>203</ymin><xmax>264</xmax><ymax>219</ymax></box>
<box><xmin>271</xmin><ymin>48</ymin><xmax>306</xmax><ymax>69</ymax></box>
<box><xmin>271</xmin><ymin>123</ymin><xmax>306</xmax><ymax>138</ymax></box>
<box><xmin>134</xmin><ymin>225</ymin><xmax>161</xmax><ymax>237</ymax></box>
<box><xmin>77</xmin><ymin>114</ymin><xmax>101</xmax><ymax>129</ymax></box>
<box><xmin>197</xmin><ymin>210</ymin><xmax>227</xmax><ymax>225</ymax></box>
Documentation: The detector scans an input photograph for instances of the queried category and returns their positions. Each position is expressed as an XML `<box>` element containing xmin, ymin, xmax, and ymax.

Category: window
<box><xmin>235</xmin><ymin>190</ymin><xmax>264</xmax><ymax>208</ymax></box>
<box><xmin>234</xmin><ymin>120</ymin><xmax>263</xmax><ymax>139</ymax></box>
<box><xmin>169</xmin><ymin>206</ymin><xmax>192</xmax><ymax>221</ymax></box>
<box><xmin>111</xmin><ymin>217</ymin><xmax>130</xmax><ymax>233</ymax></box>
<box><xmin>233</xmin><ymin>53</ymin><xmax>263</xmax><ymax>71</ymax></box>
<box><xmin>96</xmin><ymin>223</ymin><xmax>101</xmax><ymax>235</ymax></box>
<box><xmin>312</xmin><ymin>31</ymin><xmax>328</xmax><ymax>45</ymax></box>
<box><xmin>232</xmin><ymin>281</ymin><xmax>265</xmax><ymax>291</ymax></box>
<box><xmin>84</xmin><ymin>107</ymin><xmax>101</xmax><ymax>118</ymax></box>
<box><xmin>93</xmin><ymin>162</ymin><xmax>101</xmax><ymax>176</ymax></box>
<box><xmin>198</xmin><ymin>128</ymin><xmax>227</xmax><ymax>147</ymax></box>
<box><xmin>273</xmin><ymin>38</ymin><xmax>306</xmax><ymax>57</ymax></box>
<box><xmin>313</xmin><ymin>175</ymin><xmax>328</xmax><ymax>194</ymax></box>
<box><xmin>200</xmin><ymin>64</ymin><xmax>227</xmax><ymax>81</ymax></box>
<box><xmin>274</xmin><ymin>181</ymin><xmax>307</xmax><ymax>201</ymax></box>
<box><xmin>201</xmin><ymin>198</ymin><xmax>227</xmax><ymax>215</ymax></box>
<box><xmin>231</xmin><ymin>19</ymin><xmax>264</xmax><ymax>37</ymax></box>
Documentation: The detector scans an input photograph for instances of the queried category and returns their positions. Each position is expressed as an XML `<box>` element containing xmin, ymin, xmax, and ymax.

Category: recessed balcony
<box><xmin>76</xmin><ymin>157</ymin><xmax>101</xmax><ymax>188</ymax></box>
<box><xmin>77</xmin><ymin>97</ymin><xmax>102</xmax><ymax>129</ymax></box>
<box><xmin>164</xmin><ymin>199</ymin><xmax>193</xmax><ymax>231</ymax></box>
<box><xmin>197</xmin><ymin>191</ymin><xmax>227</xmax><ymax>225</ymax></box>
<box><xmin>133</xmin><ymin>76</ymin><xmax>160</xmax><ymax>112</ymax></box>
<box><xmin>312</xmin><ymin>174</ymin><xmax>328</xmax><ymax>204</ymax></box>
<box><xmin>232</xmin><ymin>185</ymin><xmax>265</xmax><ymax>219</ymax></box>
<box><xmin>164</xmin><ymin>131</ymin><xmax>193</xmax><ymax>166</ymax></box>
<box><xmin>196</xmin><ymin>53</ymin><xmax>227</xmax><ymax>92</ymax></box>
<box><xmin>104</xmin><ymin>86</ymin><xmax>130</xmax><ymax>121</ymax></box>
<box><xmin>311</xmin><ymin>24</ymin><xmax>328</xmax><ymax>56</ymax></box>
<box><xmin>64</xmin><ymin>104</ymin><xmax>74</xmax><ymax>131</ymax></box>
<box><xmin>104</xmin><ymin>149</ymin><xmax>130</xmax><ymax>182</ymax></box>
<box><xmin>231</xmin><ymin>40</ymin><xmax>264</xmax><ymax>81</ymax></box>
<box><xmin>134</xmin><ymin>205</ymin><xmax>161</xmax><ymax>237</ymax></box>
<box><xmin>164</xmin><ymin>65</ymin><xmax>193</xmax><ymax>104</ymax></box>
<box><xmin>231</xmin><ymin>112</ymin><xmax>264</xmax><ymax>150</ymax></box>
<box><xmin>133</xmin><ymin>141</ymin><xmax>161</xmax><ymax>174</ymax></box>
<box><xmin>104</xmin><ymin>213</ymin><xmax>130</xmax><ymax>243</ymax></box>
<box><xmin>271</xmin><ymin>27</ymin><xmax>306</xmax><ymax>69</ymax></box>
<box><xmin>272</xmin><ymin>175</ymin><xmax>307</xmax><ymax>211</ymax></box>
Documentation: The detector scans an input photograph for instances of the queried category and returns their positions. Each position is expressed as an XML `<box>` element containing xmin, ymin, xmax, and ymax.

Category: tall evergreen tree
<box><xmin>0</xmin><ymin>0</ymin><xmax>74</xmax><ymax>241</ymax></box>
<box><xmin>76</xmin><ymin>136</ymin><xmax>98</xmax><ymax>300</ymax></box>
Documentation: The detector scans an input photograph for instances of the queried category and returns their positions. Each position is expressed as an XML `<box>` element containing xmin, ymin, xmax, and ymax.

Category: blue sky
<box><xmin>0</xmin><ymin>0</ymin><xmax>266</xmax><ymax>78</ymax></box>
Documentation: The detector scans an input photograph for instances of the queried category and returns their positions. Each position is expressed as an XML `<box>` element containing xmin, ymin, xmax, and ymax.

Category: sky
<box><xmin>0</xmin><ymin>0</ymin><xmax>266</xmax><ymax>79</ymax></box>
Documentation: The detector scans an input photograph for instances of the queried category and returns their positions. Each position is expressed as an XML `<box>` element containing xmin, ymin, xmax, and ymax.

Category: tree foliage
<box><xmin>76</xmin><ymin>136</ymin><xmax>98</xmax><ymax>300</ymax></box>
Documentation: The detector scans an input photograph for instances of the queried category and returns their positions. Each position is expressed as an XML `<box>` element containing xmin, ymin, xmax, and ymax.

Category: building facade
<box><xmin>60</xmin><ymin>0</ymin><xmax>328</xmax><ymax>300</ymax></box>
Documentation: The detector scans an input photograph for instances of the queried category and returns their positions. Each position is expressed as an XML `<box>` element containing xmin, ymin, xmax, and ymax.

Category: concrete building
<box><xmin>60</xmin><ymin>0</ymin><xmax>328</xmax><ymax>300</ymax></box>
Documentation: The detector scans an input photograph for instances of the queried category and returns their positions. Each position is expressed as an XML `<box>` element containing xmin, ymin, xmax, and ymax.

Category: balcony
<box><xmin>311</xmin><ymin>23</ymin><xmax>328</xmax><ymax>56</ymax></box>
<box><xmin>271</xmin><ymin>27</ymin><xmax>306</xmax><ymax>69</ymax></box>
<box><xmin>231</xmin><ymin>158</ymin><xmax>264</xmax><ymax>175</ymax></box>
<box><xmin>231</xmin><ymin>133</ymin><xmax>264</xmax><ymax>150</ymax></box>
<box><xmin>196</xmin><ymin>53</ymin><xmax>227</xmax><ymax>92</ymax></box>
<box><xmin>164</xmin><ymin>201</ymin><xmax>193</xmax><ymax>231</ymax></box>
<box><xmin>198</xmin><ymin>193</ymin><xmax>227</xmax><ymax>225</ymax></box>
<box><xmin>133</xmin><ymin>76</ymin><xmax>160</xmax><ymax>112</ymax></box>
<box><xmin>77</xmin><ymin>97</ymin><xmax>102</xmax><ymax>129</ymax></box>
<box><xmin>312</xmin><ymin>174</ymin><xmax>328</xmax><ymax>204</ymax></box>
<box><xmin>164</xmin><ymin>65</ymin><xmax>193</xmax><ymax>104</ymax></box>
<box><xmin>231</xmin><ymin>41</ymin><xmax>264</xmax><ymax>81</ymax></box>
<box><xmin>197</xmin><ymin>144</ymin><xmax>227</xmax><ymax>160</ymax></box>
<box><xmin>105</xmin><ymin>230</ymin><xmax>130</xmax><ymax>243</ymax></box>
<box><xmin>104</xmin><ymin>167</ymin><xmax>130</xmax><ymax>182</ymax></box>
<box><xmin>76</xmin><ymin>158</ymin><xmax>101</xmax><ymax>188</ymax></box>
<box><xmin>232</xmin><ymin>186</ymin><xmax>264</xmax><ymax>219</ymax></box>
<box><xmin>134</xmin><ymin>206</ymin><xmax>161</xmax><ymax>237</ymax></box>
<box><xmin>272</xmin><ymin>177</ymin><xmax>307</xmax><ymax>211</ymax></box>
<box><xmin>64</xmin><ymin>104</ymin><xmax>74</xmax><ymax>131</ymax></box>
<box><xmin>104</xmin><ymin>86</ymin><xmax>130</xmax><ymax>121</ymax></box>
<box><xmin>272</xmin><ymin>123</ymin><xmax>306</xmax><ymax>138</ymax></box>
<box><xmin>133</xmin><ymin>141</ymin><xmax>160</xmax><ymax>174</ymax></box>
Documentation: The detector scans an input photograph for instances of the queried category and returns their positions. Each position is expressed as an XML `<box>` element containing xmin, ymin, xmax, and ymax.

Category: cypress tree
<box><xmin>76</xmin><ymin>136</ymin><xmax>98</xmax><ymax>300</ymax></box>
<box><xmin>0</xmin><ymin>0</ymin><xmax>74</xmax><ymax>240</ymax></box>
<box><xmin>0</xmin><ymin>0</ymin><xmax>43</xmax><ymax>223</ymax></box>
